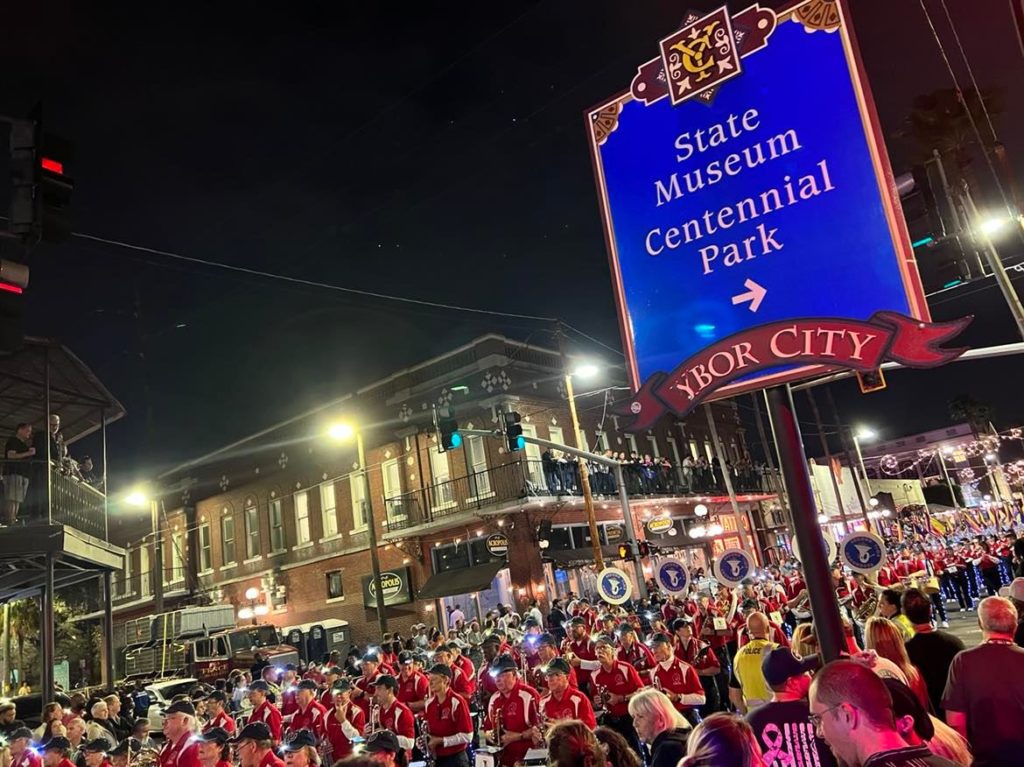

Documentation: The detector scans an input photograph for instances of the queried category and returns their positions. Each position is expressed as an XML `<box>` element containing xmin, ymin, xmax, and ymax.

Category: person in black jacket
<box><xmin>627</xmin><ymin>689</ymin><xmax>690</xmax><ymax>767</ymax></box>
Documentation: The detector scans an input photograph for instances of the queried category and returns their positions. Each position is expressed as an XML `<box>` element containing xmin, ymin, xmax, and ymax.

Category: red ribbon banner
<box><xmin>616</xmin><ymin>312</ymin><xmax>972</xmax><ymax>429</ymax></box>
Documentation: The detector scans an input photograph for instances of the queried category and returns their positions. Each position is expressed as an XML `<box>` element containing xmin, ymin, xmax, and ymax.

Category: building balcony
<box><xmin>382</xmin><ymin>458</ymin><xmax>778</xmax><ymax>537</ymax></box>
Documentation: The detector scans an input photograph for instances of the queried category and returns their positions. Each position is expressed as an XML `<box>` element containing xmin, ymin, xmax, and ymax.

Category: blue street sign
<box><xmin>713</xmin><ymin>548</ymin><xmax>754</xmax><ymax>586</ymax></box>
<box><xmin>656</xmin><ymin>558</ymin><xmax>690</xmax><ymax>595</ymax></box>
<box><xmin>840</xmin><ymin>532</ymin><xmax>886</xmax><ymax>573</ymax></box>
<box><xmin>588</xmin><ymin>3</ymin><xmax>928</xmax><ymax>396</ymax></box>
<box><xmin>597</xmin><ymin>567</ymin><xmax>633</xmax><ymax>605</ymax></box>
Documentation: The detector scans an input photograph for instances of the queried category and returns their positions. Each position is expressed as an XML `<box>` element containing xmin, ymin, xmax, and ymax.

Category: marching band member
<box><xmin>938</xmin><ymin>543</ymin><xmax>973</xmax><ymax>611</ymax></box>
<box><xmin>446</xmin><ymin>642</ymin><xmax>477</xmax><ymax>699</ymax></box>
<box><xmin>158</xmin><ymin>701</ymin><xmax>201</xmax><ymax>767</ymax></box>
<box><xmin>396</xmin><ymin>651</ymin><xmax>430</xmax><ymax>713</ymax></box>
<box><xmin>648</xmin><ymin>633</ymin><xmax>705</xmax><ymax>726</ymax></box>
<box><xmin>278</xmin><ymin>731</ymin><xmax>318</xmax><ymax>767</ymax></box>
<box><xmin>562</xmin><ymin>617</ymin><xmax>599</xmax><ymax>694</ymax></box>
<box><xmin>736</xmin><ymin>600</ymin><xmax>789</xmax><ymax>648</ymax></box>
<box><xmin>279</xmin><ymin>666</ymin><xmax>300</xmax><ymax>719</ymax></box>
<box><xmin>195</xmin><ymin>727</ymin><xmax>233</xmax><ymax>767</ymax></box>
<box><xmin>108</xmin><ymin>739</ymin><xmax>141</xmax><ymax>767</ymax></box>
<box><xmin>367</xmin><ymin>675</ymin><xmax>416</xmax><ymax>758</ymax></box>
<box><xmin>536</xmin><ymin>658</ymin><xmax>596</xmax><ymax>731</ymax></box>
<box><xmin>423</xmin><ymin>663</ymin><xmax>474</xmax><ymax>767</ymax></box>
<box><xmin>323</xmin><ymin>679</ymin><xmax>366</xmax><ymax>762</ymax></box>
<box><xmin>616</xmin><ymin>623</ymin><xmax>655</xmax><ymax>673</ymax></box>
<box><xmin>483</xmin><ymin>655</ymin><xmax>540</xmax><ymax>767</ymax></box>
<box><xmin>246</xmin><ymin>681</ymin><xmax>283</xmax><ymax>745</ymax></box>
<box><xmin>9</xmin><ymin>727</ymin><xmax>40</xmax><ymax>767</ymax></box>
<box><xmin>351</xmin><ymin>653</ymin><xmax>385</xmax><ymax>719</ymax></box>
<box><xmin>202</xmin><ymin>691</ymin><xmax>236</xmax><ymax>735</ymax></box>
<box><xmin>476</xmin><ymin>636</ymin><xmax>502</xmax><ymax>704</ymax></box>
<box><xmin>41</xmin><ymin>738</ymin><xmax>76</xmax><ymax>767</ymax></box>
<box><xmin>229</xmin><ymin>722</ymin><xmax>284</xmax><ymax>767</ymax></box>
<box><xmin>287</xmin><ymin>680</ymin><xmax>327</xmax><ymax>740</ymax></box>
<box><xmin>432</xmin><ymin>645</ymin><xmax>473</xmax><ymax>699</ymax></box>
<box><xmin>319</xmin><ymin>667</ymin><xmax>344</xmax><ymax>708</ymax></box>
<box><xmin>672</xmin><ymin>616</ymin><xmax>721</xmax><ymax>714</ymax></box>
<box><xmin>534</xmin><ymin>634</ymin><xmax>579</xmax><ymax>691</ymax></box>
<box><xmin>591</xmin><ymin>635</ymin><xmax>645</xmax><ymax>755</ymax></box>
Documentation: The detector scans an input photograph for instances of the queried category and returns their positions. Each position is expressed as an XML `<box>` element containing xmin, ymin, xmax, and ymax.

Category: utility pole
<box><xmin>563</xmin><ymin>371</ymin><xmax>603</xmax><ymax>572</ymax></box>
<box><xmin>805</xmin><ymin>389</ymin><xmax>850</xmax><ymax>531</ymax></box>
<box><xmin>357</xmin><ymin>431</ymin><xmax>388</xmax><ymax>636</ymax></box>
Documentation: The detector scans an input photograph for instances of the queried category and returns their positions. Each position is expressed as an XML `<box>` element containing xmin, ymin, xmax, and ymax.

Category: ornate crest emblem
<box><xmin>659</xmin><ymin>6</ymin><xmax>741</xmax><ymax>105</ymax></box>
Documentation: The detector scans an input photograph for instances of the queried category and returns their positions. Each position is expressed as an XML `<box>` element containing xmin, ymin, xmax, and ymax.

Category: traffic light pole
<box><xmin>766</xmin><ymin>386</ymin><xmax>845</xmax><ymax>662</ymax></box>
<box><xmin>564</xmin><ymin>373</ymin><xmax>603</xmax><ymax>573</ymax></box>
<box><xmin>461</xmin><ymin>429</ymin><xmax>648</xmax><ymax>599</ymax></box>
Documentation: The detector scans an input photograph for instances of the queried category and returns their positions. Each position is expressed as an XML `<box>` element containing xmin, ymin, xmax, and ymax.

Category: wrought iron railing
<box><xmin>5</xmin><ymin>460</ymin><xmax>108</xmax><ymax>539</ymax></box>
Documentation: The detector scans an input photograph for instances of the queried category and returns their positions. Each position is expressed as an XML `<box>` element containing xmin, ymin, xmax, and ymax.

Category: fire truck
<box><xmin>119</xmin><ymin>605</ymin><xmax>298</xmax><ymax>682</ymax></box>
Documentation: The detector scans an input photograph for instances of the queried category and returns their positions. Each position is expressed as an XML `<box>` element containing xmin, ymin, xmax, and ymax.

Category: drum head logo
<box><xmin>713</xmin><ymin>548</ymin><xmax>753</xmax><ymax>586</ymax></box>
<box><xmin>597</xmin><ymin>567</ymin><xmax>633</xmax><ymax>605</ymax></box>
<box><xmin>839</xmin><ymin>532</ymin><xmax>886</xmax><ymax>574</ymax></box>
<box><xmin>656</xmin><ymin>558</ymin><xmax>689</xmax><ymax>594</ymax></box>
<box><xmin>791</xmin><ymin>532</ymin><xmax>837</xmax><ymax>564</ymax></box>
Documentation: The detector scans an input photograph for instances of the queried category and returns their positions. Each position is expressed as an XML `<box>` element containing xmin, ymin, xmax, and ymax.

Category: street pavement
<box><xmin>936</xmin><ymin>600</ymin><xmax>985</xmax><ymax>647</ymax></box>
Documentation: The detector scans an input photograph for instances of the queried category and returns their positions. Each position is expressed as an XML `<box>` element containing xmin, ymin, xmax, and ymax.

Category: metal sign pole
<box><xmin>766</xmin><ymin>386</ymin><xmax>845</xmax><ymax>661</ymax></box>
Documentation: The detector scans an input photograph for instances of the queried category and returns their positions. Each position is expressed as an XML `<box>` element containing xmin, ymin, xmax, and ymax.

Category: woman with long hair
<box><xmin>681</xmin><ymin>713</ymin><xmax>766</xmax><ymax>767</ymax></box>
<box><xmin>864</xmin><ymin>617</ymin><xmax>930</xmax><ymax>709</ymax></box>
<box><xmin>790</xmin><ymin>623</ymin><xmax>816</xmax><ymax>659</ymax></box>
<box><xmin>546</xmin><ymin>720</ymin><xmax>607</xmax><ymax>767</ymax></box>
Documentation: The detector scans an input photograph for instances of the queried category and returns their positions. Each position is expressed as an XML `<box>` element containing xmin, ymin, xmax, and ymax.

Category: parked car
<box><xmin>145</xmin><ymin>677</ymin><xmax>200</xmax><ymax>735</ymax></box>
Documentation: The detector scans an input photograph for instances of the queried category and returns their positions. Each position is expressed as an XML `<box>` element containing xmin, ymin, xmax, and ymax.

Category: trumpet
<box><xmin>489</xmin><ymin>707</ymin><xmax>504</xmax><ymax>750</ymax></box>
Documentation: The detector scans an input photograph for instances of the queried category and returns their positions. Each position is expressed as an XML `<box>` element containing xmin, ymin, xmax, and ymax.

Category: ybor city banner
<box><xmin>616</xmin><ymin>312</ymin><xmax>971</xmax><ymax>428</ymax></box>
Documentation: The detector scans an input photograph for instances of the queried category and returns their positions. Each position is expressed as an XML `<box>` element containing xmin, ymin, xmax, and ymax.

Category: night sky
<box><xmin>2</xmin><ymin>1</ymin><xmax>1023</xmax><ymax>485</ymax></box>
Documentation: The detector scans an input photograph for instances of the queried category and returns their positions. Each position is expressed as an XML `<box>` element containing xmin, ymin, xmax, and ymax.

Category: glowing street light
<box><xmin>327</xmin><ymin>422</ymin><xmax>355</xmax><ymax>441</ymax></box>
<box><xmin>125</xmin><ymin>490</ymin><xmax>149</xmax><ymax>508</ymax></box>
<box><xmin>978</xmin><ymin>215</ymin><xmax>1011</xmax><ymax>237</ymax></box>
<box><xmin>571</xmin><ymin>362</ymin><xmax>600</xmax><ymax>379</ymax></box>
<box><xmin>854</xmin><ymin>427</ymin><xmax>877</xmax><ymax>442</ymax></box>
<box><xmin>694</xmin><ymin>503</ymin><xmax>709</xmax><ymax>517</ymax></box>
<box><xmin>244</xmin><ymin>587</ymin><xmax>260</xmax><ymax>601</ymax></box>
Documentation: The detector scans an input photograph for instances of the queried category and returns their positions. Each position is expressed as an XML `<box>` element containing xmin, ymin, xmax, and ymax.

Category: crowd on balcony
<box><xmin>540</xmin><ymin>448</ymin><xmax>770</xmax><ymax>498</ymax></box>
<box><xmin>2</xmin><ymin>414</ymin><xmax>103</xmax><ymax>525</ymax></box>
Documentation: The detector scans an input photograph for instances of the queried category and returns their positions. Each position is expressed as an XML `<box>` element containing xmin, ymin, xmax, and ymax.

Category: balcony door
<box><xmin>520</xmin><ymin>424</ymin><xmax>544</xmax><ymax>487</ymax></box>
<box><xmin>382</xmin><ymin>459</ymin><xmax>405</xmax><ymax>524</ymax></box>
<box><xmin>429</xmin><ymin>447</ymin><xmax>454</xmax><ymax>509</ymax></box>
<box><xmin>466</xmin><ymin>436</ymin><xmax>491</xmax><ymax>498</ymax></box>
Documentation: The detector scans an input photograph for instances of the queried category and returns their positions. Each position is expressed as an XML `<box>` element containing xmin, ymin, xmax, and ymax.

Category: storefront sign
<box><xmin>605</xmin><ymin>525</ymin><xmax>625</xmax><ymax>544</ymax></box>
<box><xmin>587</xmin><ymin>1</ymin><xmax>959</xmax><ymax>410</ymax></box>
<box><xmin>361</xmin><ymin>567</ymin><xmax>413</xmax><ymax>608</ymax></box>
<box><xmin>646</xmin><ymin>516</ymin><xmax>674</xmax><ymax>535</ymax></box>
<box><xmin>596</xmin><ymin>567</ymin><xmax>633</xmax><ymax>605</ymax></box>
<box><xmin>486</xmin><ymin>533</ymin><xmax>509</xmax><ymax>557</ymax></box>
<box><xmin>839</xmin><ymin>531</ymin><xmax>887</xmax><ymax>573</ymax></box>
<box><xmin>712</xmin><ymin>548</ymin><xmax>754</xmax><ymax>586</ymax></box>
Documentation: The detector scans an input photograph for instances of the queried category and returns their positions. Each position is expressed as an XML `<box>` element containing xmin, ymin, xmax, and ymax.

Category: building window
<box><xmin>521</xmin><ymin>424</ymin><xmax>544</xmax><ymax>487</ymax></box>
<box><xmin>140</xmin><ymin>546</ymin><xmax>151</xmax><ymax>596</ymax></box>
<box><xmin>221</xmin><ymin>514</ymin><xmax>236</xmax><ymax>565</ymax></box>
<box><xmin>245</xmin><ymin>502</ymin><xmax>260</xmax><ymax>558</ymax></box>
<box><xmin>321</xmin><ymin>482</ymin><xmax>338</xmax><ymax>537</ymax></box>
<box><xmin>119</xmin><ymin>547</ymin><xmax>133</xmax><ymax>596</ymax></box>
<box><xmin>170</xmin><ymin>531</ymin><xmax>185</xmax><ymax>583</ymax></box>
<box><xmin>466</xmin><ymin>436</ymin><xmax>491</xmax><ymax>496</ymax></box>
<box><xmin>350</xmin><ymin>474</ymin><xmax>367</xmax><ymax>530</ymax></box>
<box><xmin>647</xmin><ymin>435</ymin><xmax>661</xmax><ymax>459</ymax></box>
<box><xmin>326</xmin><ymin>570</ymin><xmax>344</xmax><ymax>600</ymax></box>
<box><xmin>199</xmin><ymin>523</ymin><xmax>212</xmax><ymax>572</ymax></box>
<box><xmin>704</xmin><ymin>441</ymin><xmax>714</xmax><ymax>461</ymax></box>
<box><xmin>689</xmin><ymin>439</ymin><xmax>699</xmax><ymax>459</ymax></box>
<box><xmin>625</xmin><ymin>433</ymin><xmax>639</xmax><ymax>455</ymax></box>
<box><xmin>269</xmin><ymin>499</ymin><xmax>285</xmax><ymax>551</ymax></box>
<box><xmin>382</xmin><ymin>460</ymin><xmax>404</xmax><ymax>523</ymax></box>
<box><xmin>294</xmin><ymin>491</ymin><xmax>311</xmax><ymax>545</ymax></box>
<box><xmin>598</xmin><ymin>430</ymin><xmax>610</xmax><ymax>452</ymax></box>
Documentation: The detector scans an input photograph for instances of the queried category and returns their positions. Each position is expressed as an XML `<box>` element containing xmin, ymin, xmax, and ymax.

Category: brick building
<box><xmin>106</xmin><ymin>334</ymin><xmax>772</xmax><ymax>647</ymax></box>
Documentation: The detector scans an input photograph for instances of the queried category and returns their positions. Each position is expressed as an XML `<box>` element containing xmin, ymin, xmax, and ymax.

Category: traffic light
<box><xmin>436</xmin><ymin>406</ymin><xmax>461</xmax><ymax>452</ymax></box>
<box><xmin>0</xmin><ymin>261</ymin><xmax>28</xmax><ymax>354</ymax></box>
<box><xmin>503</xmin><ymin>411</ymin><xmax>525</xmax><ymax>452</ymax></box>
<box><xmin>6</xmin><ymin>105</ymin><xmax>74</xmax><ymax>244</ymax></box>
<box><xmin>617</xmin><ymin>542</ymin><xmax>635</xmax><ymax>561</ymax></box>
<box><xmin>637</xmin><ymin>540</ymin><xmax>650</xmax><ymax>557</ymax></box>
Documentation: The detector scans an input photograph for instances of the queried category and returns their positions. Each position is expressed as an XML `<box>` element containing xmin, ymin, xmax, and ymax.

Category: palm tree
<box><xmin>7</xmin><ymin>599</ymin><xmax>38</xmax><ymax>683</ymax></box>
<box><xmin>948</xmin><ymin>394</ymin><xmax>993</xmax><ymax>436</ymax></box>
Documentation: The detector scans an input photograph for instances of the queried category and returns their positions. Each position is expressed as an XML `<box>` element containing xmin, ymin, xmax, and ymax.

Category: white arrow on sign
<box><xmin>731</xmin><ymin>279</ymin><xmax>767</xmax><ymax>312</ymax></box>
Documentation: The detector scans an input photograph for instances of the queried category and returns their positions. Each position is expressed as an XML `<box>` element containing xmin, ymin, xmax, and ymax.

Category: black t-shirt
<box><xmin>4</xmin><ymin>437</ymin><xmax>31</xmax><ymax>477</ymax></box>
<box><xmin>862</xmin><ymin>744</ymin><xmax>959</xmax><ymax>767</ymax></box>
<box><xmin>942</xmin><ymin>642</ymin><xmax>1024</xmax><ymax>767</ymax></box>
<box><xmin>745</xmin><ymin>699</ymin><xmax>837</xmax><ymax>767</ymax></box>
<box><xmin>904</xmin><ymin>629</ymin><xmax>964</xmax><ymax>714</ymax></box>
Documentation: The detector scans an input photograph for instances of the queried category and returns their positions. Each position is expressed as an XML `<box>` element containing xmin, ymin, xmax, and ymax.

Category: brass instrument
<box><xmin>592</xmin><ymin>685</ymin><xmax>609</xmax><ymax>716</ymax></box>
<box><xmin>128</xmin><ymin>746</ymin><xmax>160</xmax><ymax>767</ymax></box>
<box><xmin>366</xmin><ymin>703</ymin><xmax>381</xmax><ymax>736</ymax></box>
<box><xmin>489</xmin><ymin>707</ymin><xmax>503</xmax><ymax>750</ymax></box>
<box><xmin>854</xmin><ymin>593</ymin><xmax>879</xmax><ymax>621</ymax></box>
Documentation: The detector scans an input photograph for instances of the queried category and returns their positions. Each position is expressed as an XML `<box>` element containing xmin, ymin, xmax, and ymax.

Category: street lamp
<box><xmin>238</xmin><ymin>586</ymin><xmax>269</xmax><ymax>625</ymax></box>
<box><xmin>851</xmin><ymin>428</ymin><xmax>876</xmax><ymax>525</ymax></box>
<box><xmin>327</xmin><ymin>421</ymin><xmax>388</xmax><ymax>636</ymax></box>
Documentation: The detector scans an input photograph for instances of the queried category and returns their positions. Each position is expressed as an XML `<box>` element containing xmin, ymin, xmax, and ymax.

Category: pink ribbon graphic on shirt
<box><xmin>760</xmin><ymin>724</ymin><xmax>794</xmax><ymax>767</ymax></box>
